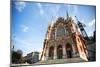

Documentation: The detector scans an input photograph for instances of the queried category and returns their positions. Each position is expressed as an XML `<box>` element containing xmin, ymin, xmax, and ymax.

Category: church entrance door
<box><xmin>49</xmin><ymin>46</ymin><xmax>54</xmax><ymax>60</ymax></box>
<box><xmin>57</xmin><ymin>45</ymin><xmax>63</xmax><ymax>59</ymax></box>
<box><xmin>66</xmin><ymin>43</ymin><xmax>72</xmax><ymax>58</ymax></box>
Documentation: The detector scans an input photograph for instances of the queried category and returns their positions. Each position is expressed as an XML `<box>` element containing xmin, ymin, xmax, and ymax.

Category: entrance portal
<box><xmin>49</xmin><ymin>46</ymin><xmax>54</xmax><ymax>60</ymax></box>
<box><xmin>57</xmin><ymin>45</ymin><xmax>63</xmax><ymax>59</ymax></box>
<box><xmin>66</xmin><ymin>43</ymin><xmax>72</xmax><ymax>58</ymax></box>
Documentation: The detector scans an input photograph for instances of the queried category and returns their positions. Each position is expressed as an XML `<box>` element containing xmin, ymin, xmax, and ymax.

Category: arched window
<box><xmin>56</xmin><ymin>26</ymin><xmax>66</xmax><ymax>37</ymax></box>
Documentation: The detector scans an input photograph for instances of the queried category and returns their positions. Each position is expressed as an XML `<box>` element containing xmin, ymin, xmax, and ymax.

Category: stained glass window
<box><xmin>56</xmin><ymin>27</ymin><xmax>65</xmax><ymax>37</ymax></box>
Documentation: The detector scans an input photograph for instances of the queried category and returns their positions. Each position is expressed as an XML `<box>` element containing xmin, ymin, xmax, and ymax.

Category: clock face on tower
<box><xmin>56</xmin><ymin>26</ymin><xmax>66</xmax><ymax>37</ymax></box>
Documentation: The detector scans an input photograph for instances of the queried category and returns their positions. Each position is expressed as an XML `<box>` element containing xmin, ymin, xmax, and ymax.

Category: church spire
<box><xmin>66</xmin><ymin>10</ymin><xmax>69</xmax><ymax>20</ymax></box>
<box><xmin>50</xmin><ymin>16</ymin><xmax>54</xmax><ymax>28</ymax></box>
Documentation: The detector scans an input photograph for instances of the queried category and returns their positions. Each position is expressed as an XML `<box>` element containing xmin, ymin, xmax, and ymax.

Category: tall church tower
<box><xmin>40</xmin><ymin>14</ymin><xmax>88</xmax><ymax>63</ymax></box>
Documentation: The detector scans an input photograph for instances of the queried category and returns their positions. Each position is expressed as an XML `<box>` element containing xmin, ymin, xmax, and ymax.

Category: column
<box><xmin>45</xmin><ymin>47</ymin><xmax>49</xmax><ymax>60</ymax></box>
<box><xmin>54</xmin><ymin>45</ymin><xmax>57</xmax><ymax>59</ymax></box>
<box><xmin>63</xmin><ymin>45</ymin><xmax>67</xmax><ymax>59</ymax></box>
<box><xmin>72</xmin><ymin>44</ymin><xmax>76</xmax><ymax>57</ymax></box>
<box><xmin>72</xmin><ymin>44</ymin><xmax>79</xmax><ymax>57</ymax></box>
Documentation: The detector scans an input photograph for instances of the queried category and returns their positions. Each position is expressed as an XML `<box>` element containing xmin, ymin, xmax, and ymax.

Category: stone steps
<box><xmin>35</xmin><ymin>58</ymin><xmax>87</xmax><ymax>65</ymax></box>
<box><xmin>11</xmin><ymin>58</ymin><xmax>87</xmax><ymax>66</ymax></box>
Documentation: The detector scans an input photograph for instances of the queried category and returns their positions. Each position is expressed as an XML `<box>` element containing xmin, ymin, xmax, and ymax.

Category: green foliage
<box><xmin>12</xmin><ymin>50</ymin><xmax>23</xmax><ymax>64</ymax></box>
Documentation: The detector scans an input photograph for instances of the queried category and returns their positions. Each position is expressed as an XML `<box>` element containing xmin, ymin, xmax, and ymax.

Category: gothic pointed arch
<box><xmin>66</xmin><ymin>43</ymin><xmax>73</xmax><ymax>58</ymax></box>
<box><xmin>57</xmin><ymin>45</ymin><xmax>63</xmax><ymax>59</ymax></box>
<box><xmin>49</xmin><ymin>46</ymin><xmax>54</xmax><ymax>59</ymax></box>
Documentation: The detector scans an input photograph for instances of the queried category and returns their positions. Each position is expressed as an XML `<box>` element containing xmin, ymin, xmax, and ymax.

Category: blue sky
<box><xmin>11</xmin><ymin>1</ymin><xmax>96</xmax><ymax>56</ymax></box>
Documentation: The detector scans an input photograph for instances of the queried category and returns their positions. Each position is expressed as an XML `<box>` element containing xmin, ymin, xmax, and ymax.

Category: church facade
<box><xmin>40</xmin><ymin>16</ymin><xmax>88</xmax><ymax>62</ymax></box>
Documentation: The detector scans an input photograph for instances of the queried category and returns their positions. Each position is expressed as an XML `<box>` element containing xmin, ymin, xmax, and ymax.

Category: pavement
<box><xmin>11</xmin><ymin>57</ymin><xmax>87</xmax><ymax>67</ymax></box>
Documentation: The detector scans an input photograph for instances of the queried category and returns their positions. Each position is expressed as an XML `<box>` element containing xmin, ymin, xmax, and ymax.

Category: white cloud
<box><xmin>67</xmin><ymin>5</ymin><xmax>78</xmax><ymax>17</ymax></box>
<box><xmin>40</xmin><ymin>9</ymin><xmax>44</xmax><ymax>15</ymax></box>
<box><xmin>73</xmin><ymin>5</ymin><xmax>78</xmax><ymax>15</ymax></box>
<box><xmin>15</xmin><ymin>1</ymin><xmax>26</xmax><ymax>12</ymax></box>
<box><xmin>54</xmin><ymin>5</ymin><xmax>60</xmax><ymax>18</ymax></box>
<box><xmin>46</xmin><ymin>4</ymin><xmax>61</xmax><ymax>23</ymax></box>
<box><xmin>84</xmin><ymin>19</ymin><xmax>95</xmax><ymax>36</ymax></box>
<box><xmin>51</xmin><ymin>5</ymin><xmax>60</xmax><ymax>19</ymax></box>
<box><xmin>67</xmin><ymin>5</ymin><xmax>71</xmax><ymax>12</ymax></box>
<box><xmin>36</xmin><ymin>3</ymin><xmax>61</xmax><ymax>24</ymax></box>
<box><xmin>37</xmin><ymin>3</ymin><xmax>44</xmax><ymax>15</ymax></box>
<box><xmin>88</xmin><ymin>19</ymin><xmax>95</xmax><ymax>27</ymax></box>
<box><xmin>20</xmin><ymin>25</ymin><xmax>29</xmax><ymax>32</ymax></box>
<box><xmin>14</xmin><ymin>37</ymin><xmax>32</xmax><ymax>46</ymax></box>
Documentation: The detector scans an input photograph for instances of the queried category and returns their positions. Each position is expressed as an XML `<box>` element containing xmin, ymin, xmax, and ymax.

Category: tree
<box><xmin>12</xmin><ymin>49</ymin><xmax>23</xmax><ymax>64</ymax></box>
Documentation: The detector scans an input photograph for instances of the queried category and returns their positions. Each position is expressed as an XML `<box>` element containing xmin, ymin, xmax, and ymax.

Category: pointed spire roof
<box><xmin>49</xmin><ymin>16</ymin><xmax>55</xmax><ymax>28</ymax></box>
<box><xmin>66</xmin><ymin>10</ymin><xmax>69</xmax><ymax>20</ymax></box>
<box><xmin>67</xmin><ymin>11</ymin><xmax>69</xmax><ymax>20</ymax></box>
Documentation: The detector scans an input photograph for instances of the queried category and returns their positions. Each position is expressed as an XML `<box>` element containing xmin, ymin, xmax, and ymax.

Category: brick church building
<box><xmin>40</xmin><ymin>14</ymin><xmax>88</xmax><ymax>62</ymax></box>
